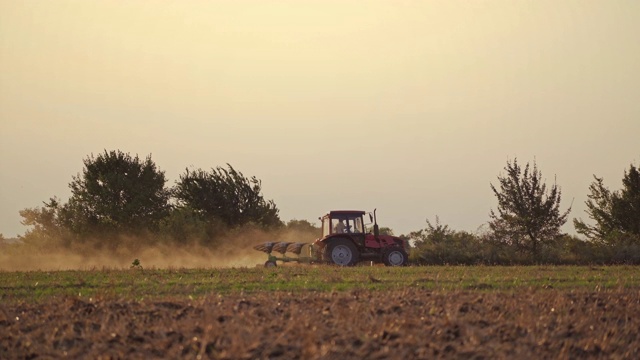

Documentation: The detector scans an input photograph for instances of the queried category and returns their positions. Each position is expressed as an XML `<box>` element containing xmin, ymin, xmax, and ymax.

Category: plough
<box><xmin>253</xmin><ymin>242</ymin><xmax>316</xmax><ymax>267</ymax></box>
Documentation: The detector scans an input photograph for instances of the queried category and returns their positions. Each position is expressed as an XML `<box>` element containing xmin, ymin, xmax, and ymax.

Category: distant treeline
<box><xmin>407</xmin><ymin>159</ymin><xmax>640</xmax><ymax>265</ymax></box>
<box><xmin>4</xmin><ymin>150</ymin><xmax>640</xmax><ymax>265</ymax></box>
<box><xmin>12</xmin><ymin>150</ymin><xmax>319</xmax><ymax>251</ymax></box>
<box><xmin>407</xmin><ymin>219</ymin><xmax>640</xmax><ymax>265</ymax></box>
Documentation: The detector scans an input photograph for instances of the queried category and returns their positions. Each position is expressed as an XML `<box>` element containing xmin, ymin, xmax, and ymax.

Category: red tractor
<box><xmin>315</xmin><ymin>209</ymin><xmax>408</xmax><ymax>266</ymax></box>
<box><xmin>254</xmin><ymin>209</ymin><xmax>409</xmax><ymax>267</ymax></box>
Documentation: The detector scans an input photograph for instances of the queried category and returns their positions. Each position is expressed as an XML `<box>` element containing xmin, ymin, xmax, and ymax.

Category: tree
<box><xmin>283</xmin><ymin>219</ymin><xmax>322</xmax><ymax>243</ymax></box>
<box><xmin>18</xmin><ymin>197</ymin><xmax>69</xmax><ymax>247</ymax></box>
<box><xmin>173</xmin><ymin>164</ymin><xmax>281</xmax><ymax>229</ymax></box>
<box><xmin>489</xmin><ymin>159</ymin><xmax>571</xmax><ymax>258</ymax></box>
<box><xmin>285</xmin><ymin>219</ymin><xmax>321</xmax><ymax>235</ymax></box>
<box><xmin>408</xmin><ymin>217</ymin><xmax>484</xmax><ymax>264</ymax></box>
<box><xmin>408</xmin><ymin>217</ymin><xmax>452</xmax><ymax>246</ymax></box>
<box><xmin>614</xmin><ymin>165</ymin><xmax>640</xmax><ymax>236</ymax></box>
<box><xmin>158</xmin><ymin>206</ymin><xmax>211</xmax><ymax>245</ymax></box>
<box><xmin>59</xmin><ymin>150</ymin><xmax>171</xmax><ymax>237</ymax></box>
<box><xmin>573</xmin><ymin>177</ymin><xmax>615</xmax><ymax>241</ymax></box>
<box><xmin>574</xmin><ymin>164</ymin><xmax>640</xmax><ymax>242</ymax></box>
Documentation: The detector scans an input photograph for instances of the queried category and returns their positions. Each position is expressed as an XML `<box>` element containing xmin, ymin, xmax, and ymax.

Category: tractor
<box><xmin>254</xmin><ymin>209</ymin><xmax>409</xmax><ymax>267</ymax></box>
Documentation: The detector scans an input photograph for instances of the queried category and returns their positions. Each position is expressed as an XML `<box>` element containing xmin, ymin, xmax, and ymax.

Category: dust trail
<box><xmin>0</xmin><ymin>228</ymin><xmax>317</xmax><ymax>271</ymax></box>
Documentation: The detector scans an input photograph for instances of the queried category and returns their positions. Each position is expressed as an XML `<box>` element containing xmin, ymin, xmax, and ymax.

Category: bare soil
<box><xmin>2</xmin><ymin>288</ymin><xmax>639</xmax><ymax>359</ymax></box>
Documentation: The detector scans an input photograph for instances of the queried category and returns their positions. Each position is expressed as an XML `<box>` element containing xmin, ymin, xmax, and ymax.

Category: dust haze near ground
<box><xmin>0</xmin><ymin>228</ymin><xmax>317</xmax><ymax>272</ymax></box>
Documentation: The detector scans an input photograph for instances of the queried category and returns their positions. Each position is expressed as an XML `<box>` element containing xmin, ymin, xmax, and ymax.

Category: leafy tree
<box><xmin>574</xmin><ymin>164</ymin><xmax>640</xmax><ymax>242</ymax></box>
<box><xmin>173</xmin><ymin>164</ymin><xmax>281</xmax><ymax>229</ymax></box>
<box><xmin>614</xmin><ymin>165</ymin><xmax>640</xmax><ymax>236</ymax></box>
<box><xmin>489</xmin><ymin>159</ymin><xmax>571</xmax><ymax>258</ymax></box>
<box><xmin>573</xmin><ymin>177</ymin><xmax>615</xmax><ymax>241</ymax></box>
<box><xmin>286</xmin><ymin>219</ymin><xmax>321</xmax><ymax>235</ymax></box>
<box><xmin>409</xmin><ymin>217</ymin><xmax>484</xmax><ymax>264</ymax></box>
<box><xmin>18</xmin><ymin>198</ymin><xmax>68</xmax><ymax>247</ymax></box>
<box><xmin>158</xmin><ymin>206</ymin><xmax>211</xmax><ymax>245</ymax></box>
<box><xmin>59</xmin><ymin>150</ymin><xmax>171</xmax><ymax>237</ymax></box>
<box><xmin>409</xmin><ymin>216</ymin><xmax>451</xmax><ymax>245</ymax></box>
<box><xmin>281</xmin><ymin>219</ymin><xmax>322</xmax><ymax>244</ymax></box>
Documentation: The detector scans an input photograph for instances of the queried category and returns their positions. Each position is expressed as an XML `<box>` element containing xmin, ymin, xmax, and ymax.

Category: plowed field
<box><xmin>1</xmin><ymin>266</ymin><xmax>639</xmax><ymax>359</ymax></box>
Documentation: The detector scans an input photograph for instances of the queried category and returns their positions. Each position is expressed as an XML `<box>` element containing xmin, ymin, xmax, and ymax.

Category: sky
<box><xmin>1</xmin><ymin>1</ymin><xmax>639</xmax><ymax>238</ymax></box>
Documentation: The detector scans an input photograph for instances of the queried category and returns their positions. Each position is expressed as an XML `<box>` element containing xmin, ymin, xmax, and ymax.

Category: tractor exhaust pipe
<box><xmin>373</xmin><ymin>208</ymin><xmax>379</xmax><ymax>240</ymax></box>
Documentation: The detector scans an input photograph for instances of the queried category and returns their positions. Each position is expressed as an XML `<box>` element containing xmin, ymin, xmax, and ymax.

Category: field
<box><xmin>2</xmin><ymin>266</ymin><xmax>640</xmax><ymax>358</ymax></box>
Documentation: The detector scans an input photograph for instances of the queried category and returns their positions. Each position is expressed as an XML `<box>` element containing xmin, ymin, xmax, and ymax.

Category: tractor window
<box><xmin>322</xmin><ymin>217</ymin><xmax>331</xmax><ymax>237</ymax></box>
<box><xmin>353</xmin><ymin>217</ymin><xmax>363</xmax><ymax>233</ymax></box>
<box><xmin>345</xmin><ymin>216</ymin><xmax>363</xmax><ymax>233</ymax></box>
<box><xmin>332</xmin><ymin>217</ymin><xmax>347</xmax><ymax>234</ymax></box>
<box><xmin>330</xmin><ymin>214</ymin><xmax>364</xmax><ymax>234</ymax></box>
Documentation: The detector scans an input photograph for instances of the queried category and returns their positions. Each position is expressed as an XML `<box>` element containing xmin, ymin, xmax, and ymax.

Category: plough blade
<box><xmin>286</xmin><ymin>242</ymin><xmax>307</xmax><ymax>255</ymax></box>
<box><xmin>253</xmin><ymin>242</ymin><xmax>277</xmax><ymax>254</ymax></box>
<box><xmin>272</xmin><ymin>242</ymin><xmax>292</xmax><ymax>254</ymax></box>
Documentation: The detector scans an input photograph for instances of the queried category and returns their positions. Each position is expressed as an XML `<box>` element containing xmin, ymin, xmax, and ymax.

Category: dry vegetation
<box><xmin>2</xmin><ymin>288</ymin><xmax>639</xmax><ymax>359</ymax></box>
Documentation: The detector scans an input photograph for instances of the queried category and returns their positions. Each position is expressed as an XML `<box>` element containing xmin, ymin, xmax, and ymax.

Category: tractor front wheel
<box><xmin>382</xmin><ymin>247</ymin><xmax>408</xmax><ymax>266</ymax></box>
<box><xmin>264</xmin><ymin>260</ymin><xmax>277</xmax><ymax>268</ymax></box>
<box><xmin>325</xmin><ymin>238</ymin><xmax>360</xmax><ymax>266</ymax></box>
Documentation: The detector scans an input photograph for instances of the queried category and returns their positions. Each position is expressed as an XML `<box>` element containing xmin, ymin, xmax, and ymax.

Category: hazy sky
<box><xmin>1</xmin><ymin>1</ymin><xmax>638</xmax><ymax>238</ymax></box>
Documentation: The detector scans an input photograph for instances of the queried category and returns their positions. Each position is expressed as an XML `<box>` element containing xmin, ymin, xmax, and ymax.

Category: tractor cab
<box><xmin>319</xmin><ymin>210</ymin><xmax>368</xmax><ymax>248</ymax></box>
<box><xmin>321</xmin><ymin>210</ymin><xmax>366</xmax><ymax>237</ymax></box>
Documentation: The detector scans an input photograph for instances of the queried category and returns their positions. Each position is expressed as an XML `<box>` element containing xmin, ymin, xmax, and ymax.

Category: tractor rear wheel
<box><xmin>382</xmin><ymin>247</ymin><xmax>408</xmax><ymax>266</ymax></box>
<box><xmin>325</xmin><ymin>238</ymin><xmax>360</xmax><ymax>266</ymax></box>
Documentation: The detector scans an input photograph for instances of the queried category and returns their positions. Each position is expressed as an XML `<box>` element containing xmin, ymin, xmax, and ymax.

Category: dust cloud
<box><xmin>0</xmin><ymin>228</ymin><xmax>317</xmax><ymax>271</ymax></box>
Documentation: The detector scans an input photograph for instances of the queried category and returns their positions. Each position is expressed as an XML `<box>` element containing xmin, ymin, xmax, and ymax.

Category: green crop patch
<box><xmin>1</xmin><ymin>265</ymin><xmax>639</xmax><ymax>303</ymax></box>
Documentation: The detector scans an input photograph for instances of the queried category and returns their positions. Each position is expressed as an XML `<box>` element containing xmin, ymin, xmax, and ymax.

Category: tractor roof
<box><xmin>327</xmin><ymin>210</ymin><xmax>366</xmax><ymax>216</ymax></box>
